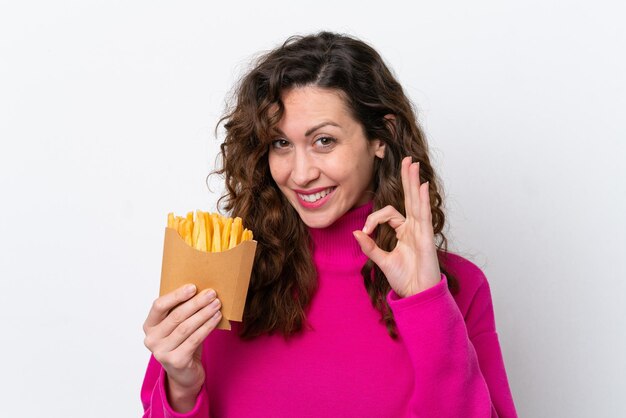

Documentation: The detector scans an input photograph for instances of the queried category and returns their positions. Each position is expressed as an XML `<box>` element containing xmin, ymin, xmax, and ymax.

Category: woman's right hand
<box><xmin>143</xmin><ymin>284</ymin><xmax>222</xmax><ymax>411</ymax></box>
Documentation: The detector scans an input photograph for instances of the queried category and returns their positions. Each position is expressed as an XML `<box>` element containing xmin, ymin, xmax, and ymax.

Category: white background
<box><xmin>1</xmin><ymin>1</ymin><xmax>624</xmax><ymax>417</ymax></box>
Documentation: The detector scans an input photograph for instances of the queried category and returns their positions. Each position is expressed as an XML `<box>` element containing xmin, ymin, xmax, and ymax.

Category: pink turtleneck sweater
<box><xmin>141</xmin><ymin>201</ymin><xmax>517</xmax><ymax>417</ymax></box>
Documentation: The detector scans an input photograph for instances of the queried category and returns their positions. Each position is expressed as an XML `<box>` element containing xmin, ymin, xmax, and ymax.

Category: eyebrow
<box><xmin>276</xmin><ymin>121</ymin><xmax>341</xmax><ymax>138</ymax></box>
<box><xmin>305</xmin><ymin>121</ymin><xmax>341</xmax><ymax>136</ymax></box>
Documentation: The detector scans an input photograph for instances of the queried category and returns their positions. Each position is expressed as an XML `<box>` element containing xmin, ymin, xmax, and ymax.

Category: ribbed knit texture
<box><xmin>141</xmin><ymin>201</ymin><xmax>517</xmax><ymax>417</ymax></box>
<box><xmin>308</xmin><ymin>200</ymin><xmax>372</xmax><ymax>266</ymax></box>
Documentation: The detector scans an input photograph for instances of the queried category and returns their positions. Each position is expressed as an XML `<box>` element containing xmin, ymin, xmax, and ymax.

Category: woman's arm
<box><xmin>388</xmin><ymin>273</ymin><xmax>517</xmax><ymax>418</ymax></box>
<box><xmin>141</xmin><ymin>355</ymin><xmax>210</xmax><ymax>418</ymax></box>
<box><xmin>141</xmin><ymin>284</ymin><xmax>220</xmax><ymax>417</ymax></box>
<box><xmin>353</xmin><ymin>157</ymin><xmax>516</xmax><ymax>415</ymax></box>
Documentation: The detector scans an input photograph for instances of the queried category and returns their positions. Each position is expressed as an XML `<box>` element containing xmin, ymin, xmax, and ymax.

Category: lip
<box><xmin>294</xmin><ymin>186</ymin><xmax>336</xmax><ymax>209</ymax></box>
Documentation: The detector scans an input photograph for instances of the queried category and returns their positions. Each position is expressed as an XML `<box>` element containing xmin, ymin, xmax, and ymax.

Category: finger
<box><xmin>408</xmin><ymin>161</ymin><xmax>421</xmax><ymax>219</ymax></box>
<box><xmin>420</xmin><ymin>181</ymin><xmax>433</xmax><ymax>229</ymax></box>
<box><xmin>362</xmin><ymin>205</ymin><xmax>405</xmax><ymax>234</ymax></box>
<box><xmin>401</xmin><ymin>156</ymin><xmax>412</xmax><ymax>216</ymax></box>
<box><xmin>144</xmin><ymin>284</ymin><xmax>197</xmax><ymax>330</ymax></box>
<box><xmin>155</xmin><ymin>288</ymin><xmax>217</xmax><ymax>339</ymax></box>
<box><xmin>161</xmin><ymin>296</ymin><xmax>222</xmax><ymax>352</ymax></box>
<box><xmin>353</xmin><ymin>230</ymin><xmax>389</xmax><ymax>268</ymax></box>
<box><xmin>173</xmin><ymin>310</ymin><xmax>223</xmax><ymax>362</ymax></box>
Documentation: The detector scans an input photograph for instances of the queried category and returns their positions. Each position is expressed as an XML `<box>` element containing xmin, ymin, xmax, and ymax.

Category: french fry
<box><xmin>211</xmin><ymin>216</ymin><xmax>222</xmax><ymax>252</ymax></box>
<box><xmin>229</xmin><ymin>217</ymin><xmax>242</xmax><ymax>249</ymax></box>
<box><xmin>203</xmin><ymin>212</ymin><xmax>212</xmax><ymax>251</ymax></box>
<box><xmin>192</xmin><ymin>211</ymin><xmax>202</xmax><ymax>249</ymax></box>
<box><xmin>183</xmin><ymin>219</ymin><xmax>193</xmax><ymax>246</ymax></box>
<box><xmin>195</xmin><ymin>210</ymin><xmax>207</xmax><ymax>251</ymax></box>
<box><xmin>179</xmin><ymin>219</ymin><xmax>186</xmax><ymax>244</ymax></box>
<box><xmin>177</xmin><ymin>217</ymin><xmax>185</xmax><ymax>237</ymax></box>
<box><xmin>167</xmin><ymin>213</ymin><xmax>175</xmax><ymax>229</ymax></box>
<box><xmin>221</xmin><ymin>217</ymin><xmax>233</xmax><ymax>250</ymax></box>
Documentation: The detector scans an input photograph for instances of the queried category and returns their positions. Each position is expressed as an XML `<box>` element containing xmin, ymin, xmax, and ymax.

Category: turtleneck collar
<box><xmin>307</xmin><ymin>200</ymin><xmax>373</xmax><ymax>268</ymax></box>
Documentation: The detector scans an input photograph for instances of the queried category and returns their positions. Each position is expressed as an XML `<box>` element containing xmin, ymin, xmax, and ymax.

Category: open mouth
<box><xmin>297</xmin><ymin>187</ymin><xmax>336</xmax><ymax>203</ymax></box>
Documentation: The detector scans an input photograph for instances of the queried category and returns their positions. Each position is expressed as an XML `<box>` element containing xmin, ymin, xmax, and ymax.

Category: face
<box><xmin>268</xmin><ymin>86</ymin><xmax>385</xmax><ymax>229</ymax></box>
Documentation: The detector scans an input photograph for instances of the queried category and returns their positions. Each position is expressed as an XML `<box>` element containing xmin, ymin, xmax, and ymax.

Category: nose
<box><xmin>291</xmin><ymin>150</ymin><xmax>320</xmax><ymax>187</ymax></box>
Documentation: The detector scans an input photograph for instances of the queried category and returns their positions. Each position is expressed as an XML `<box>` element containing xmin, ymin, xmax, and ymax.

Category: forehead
<box><xmin>282</xmin><ymin>86</ymin><xmax>347</xmax><ymax>106</ymax></box>
<box><xmin>278</xmin><ymin>86</ymin><xmax>354</xmax><ymax>123</ymax></box>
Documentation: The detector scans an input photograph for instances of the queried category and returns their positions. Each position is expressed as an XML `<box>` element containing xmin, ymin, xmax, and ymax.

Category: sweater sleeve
<box><xmin>140</xmin><ymin>355</ymin><xmax>210</xmax><ymax>418</ymax></box>
<box><xmin>387</xmin><ymin>274</ymin><xmax>517</xmax><ymax>418</ymax></box>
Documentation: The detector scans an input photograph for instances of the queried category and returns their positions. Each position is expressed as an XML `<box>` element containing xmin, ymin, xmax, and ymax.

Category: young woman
<box><xmin>141</xmin><ymin>32</ymin><xmax>517</xmax><ymax>417</ymax></box>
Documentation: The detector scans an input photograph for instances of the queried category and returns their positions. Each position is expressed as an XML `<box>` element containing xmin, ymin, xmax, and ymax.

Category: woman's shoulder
<box><xmin>439</xmin><ymin>251</ymin><xmax>493</xmax><ymax>315</ymax></box>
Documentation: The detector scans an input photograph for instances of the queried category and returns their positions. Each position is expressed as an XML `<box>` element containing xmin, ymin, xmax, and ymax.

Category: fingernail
<box><xmin>185</xmin><ymin>284</ymin><xmax>196</xmax><ymax>294</ymax></box>
<box><xmin>362</xmin><ymin>225</ymin><xmax>369</xmax><ymax>234</ymax></box>
<box><xmin>204</xmin><ymin>289</ymin><xmax>216</xmax><ymax>301</ymax></box>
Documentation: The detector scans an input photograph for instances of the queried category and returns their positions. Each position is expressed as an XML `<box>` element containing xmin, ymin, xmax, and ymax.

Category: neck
<box><xmin>307</xmin><ymin>201</ymin><xmax>373</xmax><ymax>268</ymax></box>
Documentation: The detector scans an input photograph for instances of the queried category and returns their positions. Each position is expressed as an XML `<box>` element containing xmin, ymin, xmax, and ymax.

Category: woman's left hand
<box><xmin>353</xmin><ymin>156</ymin><xmax>441</xmax><ymax>298</ymax></box>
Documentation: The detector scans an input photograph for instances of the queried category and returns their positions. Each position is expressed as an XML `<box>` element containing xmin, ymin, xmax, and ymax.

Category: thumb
<box><xmin>353</xmin><ymin>230</ymin><xmax>388</xmax><ymax>267</ymax></box>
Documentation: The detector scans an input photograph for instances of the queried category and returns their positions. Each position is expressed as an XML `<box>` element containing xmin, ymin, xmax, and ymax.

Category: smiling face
<box><xmin>268</xmin><ymin>86</ymin><xmax>385</xmax><ymax>229</ymax></box>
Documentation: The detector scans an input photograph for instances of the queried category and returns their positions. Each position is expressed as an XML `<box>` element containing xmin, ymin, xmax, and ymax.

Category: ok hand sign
<box><xmin>353</xmin><ymin>157</ymin><xmax>442</xmax><ymax>298</ymax></box>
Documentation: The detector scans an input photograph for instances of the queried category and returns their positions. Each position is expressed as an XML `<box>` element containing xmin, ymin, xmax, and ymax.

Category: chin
<box><xmin>298</xmin><ymin>212</ymin><xmax>326</xmax><ymax>229</ymax></box>
<box><xmin>300</xmin><ymin>217</ymin><xmax>334</xmax><ymax>229</ymax></box>
<box><xmin>295</xmin><ymin>207</ymin><xmax>343</xmax><ymax>229</ymax></box>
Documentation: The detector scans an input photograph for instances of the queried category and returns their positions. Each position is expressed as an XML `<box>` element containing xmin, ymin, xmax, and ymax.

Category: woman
<box><xmin>141</xmin><ymin>32</ymin><xmax>517</xmax><ymax>417</ymax></box>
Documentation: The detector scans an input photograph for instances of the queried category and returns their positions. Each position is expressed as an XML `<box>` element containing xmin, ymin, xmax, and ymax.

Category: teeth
<box><xmin>298</xmin><ymin>187</ymin><xmax>334</xmax><ymax>203</ymax></box>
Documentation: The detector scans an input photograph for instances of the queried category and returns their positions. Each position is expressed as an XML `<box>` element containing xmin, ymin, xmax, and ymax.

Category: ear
<box><xmin>372</xmin><ymin>114</ymin><xmax>396</xmax><ymax>159</ymax></box>
<box><xmin>371</xmin><ymin>139</ymin><xmax>386</xmax><ymax>159</ymax></box>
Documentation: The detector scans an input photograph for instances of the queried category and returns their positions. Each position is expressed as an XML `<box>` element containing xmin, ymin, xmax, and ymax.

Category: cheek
<box><xmin>350</xmin><ymin>157</ymin><xmax>376</xmax><ymax>185</ymax></box>
<box><xmin>268</xmin><ymin>154</ymin><xmax>287</xmax><ymax>185</ymax></box>
<box><xmin>326</xmin><ymin>154</ymin><xmax>368</xmax><ymax>185</ymax></box>
<box><xmin>351</xmin><ymin>156</ymin><xmax>370</xmax><ymax>175</ymax></box>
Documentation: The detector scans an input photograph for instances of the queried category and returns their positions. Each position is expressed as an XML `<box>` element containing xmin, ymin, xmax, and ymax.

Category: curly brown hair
<box><xmin>213</xmin><ymin>31</ymin><xmax>459</xmax><ymax>339</ymax></box>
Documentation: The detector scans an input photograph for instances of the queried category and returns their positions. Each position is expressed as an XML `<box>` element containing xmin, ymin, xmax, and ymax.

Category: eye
<box><xmin>314</xmin><ymin>136</ymin><xmax>336</xmax><ymax>148</ymax></box>
<box><xmin>270</xmin><ymin>139</ymin><xmax>291</xmax><ymax>149</ymax></box>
